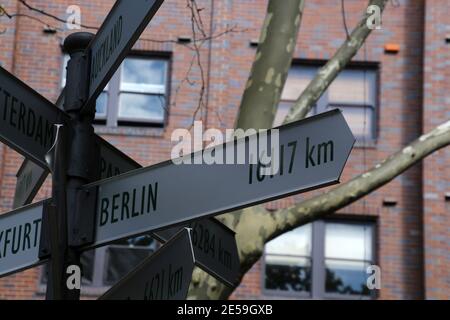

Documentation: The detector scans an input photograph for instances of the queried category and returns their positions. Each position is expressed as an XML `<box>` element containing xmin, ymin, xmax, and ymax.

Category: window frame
<box><xmin>60</xmin><ymin>51</ymin><xmax>171</xmax><ymax>128</ymax></box>
<box><xmin>276</xmin><ymin>60</ymin><xmax>380</xmax><ymax>146</ymax></box>
<box><xmin>262</xmin><ymin>218</ymin><xmax>378</xmax><ymax>300</ymax></box>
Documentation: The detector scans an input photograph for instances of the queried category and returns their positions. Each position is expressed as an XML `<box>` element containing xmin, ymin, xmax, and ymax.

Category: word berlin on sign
<box><xmin>82</xmin><ymin>109</ymin><xmax>355</xmax><ymax>249</ymax></box>
<box><xmin>153</xmin><ymin>219</ymin><xmax>240</xmax><ymax>287</ymax></box>
<box><xmin>100</xmin><ymin>228</ymin><xmax>195</xmax><ymax>300</ymax></box>
<box><xmin>0</xmin><ymin>202</ymin><xmax>48</xmax><ymax>277</ymax></box>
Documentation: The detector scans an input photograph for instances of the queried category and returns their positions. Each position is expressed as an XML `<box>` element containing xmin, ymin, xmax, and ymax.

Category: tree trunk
<box><xmin>187</xmin><ymin>0</ymin><xmax>305</xmax><ymax>299</ymax></box>
<box><xmin>235</xmin><ymin>0</ymin><xmax>305</xmax><ymax>131</ymax></box>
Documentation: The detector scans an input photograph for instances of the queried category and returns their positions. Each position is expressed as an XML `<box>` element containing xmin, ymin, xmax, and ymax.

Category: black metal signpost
<box><xmin>0</xmin><ymin>0</ymin><xmax>356</xmax><ymax>301</ymax></box>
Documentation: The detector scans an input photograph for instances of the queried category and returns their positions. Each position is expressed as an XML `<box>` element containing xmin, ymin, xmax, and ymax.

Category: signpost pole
<box><xmin>46</xmin><ymin>32</ymin><xmax>98</xmax><ymax>300</ymax></box>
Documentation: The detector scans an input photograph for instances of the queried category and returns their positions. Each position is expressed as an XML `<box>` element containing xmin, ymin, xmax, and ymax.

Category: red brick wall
<box><xmin>422</xmin><ymin>0</ymin><xmax>450</xmax><ymax>300</ymax></box>
<box><xmin>0</xmin><ymin>0</ymin><xmax>447</xmax><ymax>300</ymax></box>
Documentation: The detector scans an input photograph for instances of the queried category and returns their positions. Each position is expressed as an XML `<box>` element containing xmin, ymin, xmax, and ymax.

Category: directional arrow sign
<box><xmin>82</xmin><ymin>109</ymin><xmax>355</xmax><ymax>248</ymax></box>
<box><xmin>84</xmin><ymin>0</ymin><xmax>165</xmax><ymax>112</ymax></box>
<box><xmin>0</xmin><ymin>202</ymin><xmax>48</xmax><ymax>278</ymax></box>
<box><xmin>0</xmin><ymin>67</ymin><xmax>63</xmax><ymax>167</ymax></box>
<box><xmin>99</xmin><ymin>228</ymin><xmax>195</xmax><ymax>300</ymax></box>
<box><xmin>153</xmin><ymin>219</ymin><xmax>240</xmax><ymax>287</ymax></box>
<box><xmin>0</xmin><ymin>66</ymin><xmax>140</xmax><ymax>176</ymax></box>
<box><xmin>13</xmin><ymin>160</ymin><xmax>48</xmax><ymax>209</ymax></box>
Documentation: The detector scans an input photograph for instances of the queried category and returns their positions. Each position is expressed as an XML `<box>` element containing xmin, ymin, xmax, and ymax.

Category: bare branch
<box><xmin>283</xmin><ymin>0</ymin><xmax>389</xmax><ymax>124</ymax></box>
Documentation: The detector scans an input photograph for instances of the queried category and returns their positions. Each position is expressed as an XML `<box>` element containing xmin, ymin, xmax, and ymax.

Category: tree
<box><xmin>187</xmin><ymin>0</ymin><xmax>450</xmax><ymax>299</ymax></box>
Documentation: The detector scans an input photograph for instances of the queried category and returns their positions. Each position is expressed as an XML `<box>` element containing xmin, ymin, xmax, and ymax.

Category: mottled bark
<box><xmin>235</xmin><ymin>0</ymin><xmax>305</xmax><ymax>131</ymax></box>
<box><xmin>284</xmin><ymin>0</ymin><xmax>388</xmax><ymax>123</ymax></box>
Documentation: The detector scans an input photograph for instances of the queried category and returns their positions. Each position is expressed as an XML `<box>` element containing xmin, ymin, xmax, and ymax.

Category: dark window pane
<box><xmin>115</xmin><ymin>234</ymin><xmax>155</xmax><ymax>247</ymax></box>
<box><xmin>118</xmin><ymin>93</ymin><xmax>165</xmax><ymax>122</ymax></box>
<box><xmin>265</xmin><ymin>256</ymin><xmax>311</xmax><ymax>293</ymax></box>
<box><xmin>325</xmin><ymin>260</ymin><xmax>370</xmax><ymax>296</ymax></box>
<box><xmin>80</xmin><ymin>249</ymin><xmax>95</xmax><ymax>284</ymax></box>
<box><xmin>104</xmin><ymin>246</ymin><xmax>154</xmax><ymax>285</ymax></box>
<box><xmin>41</xmin><ymin>250</ymin><xmax>95</xmax><ymax>285</ymax></box>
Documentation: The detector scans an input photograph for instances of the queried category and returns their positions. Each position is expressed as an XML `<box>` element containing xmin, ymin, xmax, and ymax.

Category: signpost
<box><xmin>0</xmin><ymin>67</ymin><xmax>64</xmax><ymax>167</ymax></box>
<box><xmin>81</xmin><ymin>109</ymin><xmax>354</xmax><ymax>249</ymax></box>
<box><xmin>0</xmin><ymin>0</ymin><xmax>356</xmax><ymax>301</ymax></box>
<box><xmin>1</xmin><ymin>64</ymin><xmax>140</xmax><ymax>208</ymax></box>
<box><xmin>100</xmin><ymin>228</ymin><xmax>195</xmax><ymax>300</ymax></box>
<box><xmin>5</xmin><ymin>0</ymin><xmax>166</xmax><ymax>215</ymax></box>
<box><xmin>13</xmin><ymin>160</ymin><xmax>48</xmax><ymax>209</ymax></box>
<box><xmin>153</xmin><ymin>219</ymin><xmax>240</xmax><ymax>287</ymax></box>
<box><xmin>0</xmin><ymin>202</ymin><xmax>48</xmax><ymax>277</ymax></box>
<box><xmin>82</xmin><ymin>0</ymin><xmax>165</xmax><ymax>113</ymax></box>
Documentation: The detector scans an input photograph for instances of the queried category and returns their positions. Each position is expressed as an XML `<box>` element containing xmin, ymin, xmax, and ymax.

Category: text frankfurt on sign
<box><xmin>100</xmin><ymin>228</ymin><xmax>195</xmax><ymax>300</ymax></box>
<box><xmin>82</xmin><ymin>109</ymin><xmax>355</xmax><ymax>248</ymax></box>
<box><xmin>0</xmin><ymin>202</ymin><xmax>47</xmax><ymax>277</ymax></box>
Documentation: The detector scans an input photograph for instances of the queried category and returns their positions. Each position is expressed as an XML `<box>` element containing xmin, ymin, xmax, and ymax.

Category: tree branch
<box><xmin>283</xmin><ymin>0</ymin><xmax>388</xmax><ymax>124</ymax></box>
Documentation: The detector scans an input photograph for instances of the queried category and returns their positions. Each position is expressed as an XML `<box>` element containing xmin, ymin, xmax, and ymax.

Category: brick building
<box><xmin>0</xmin><ymin>0</ymin><xmax>448</xmax><ymax>300</ymax></box>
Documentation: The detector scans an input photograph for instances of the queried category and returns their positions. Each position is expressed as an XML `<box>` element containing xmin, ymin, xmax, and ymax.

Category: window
<box><xmin>275</xmin><ymin>63</ymin><xmax>378</xmax><ymax>142</ymax></box>
<box><xmin>61</xmin><ymin>54</ymin><xmax>169</xmax><ymax>126</ymax></box>
<box><xmin>41</xmin><ymin>235</ymin><xmax>157</xmax><ymax>291</ymax></box>
<box><xmin>265</xmin><ymin>224</ymin><xmax>312</xmax><ymax>294</ymax></box>
<box><xmin>263</xmin><ymin>220</ymin><xmax>376</xmax><ymax>299</ymax></box>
